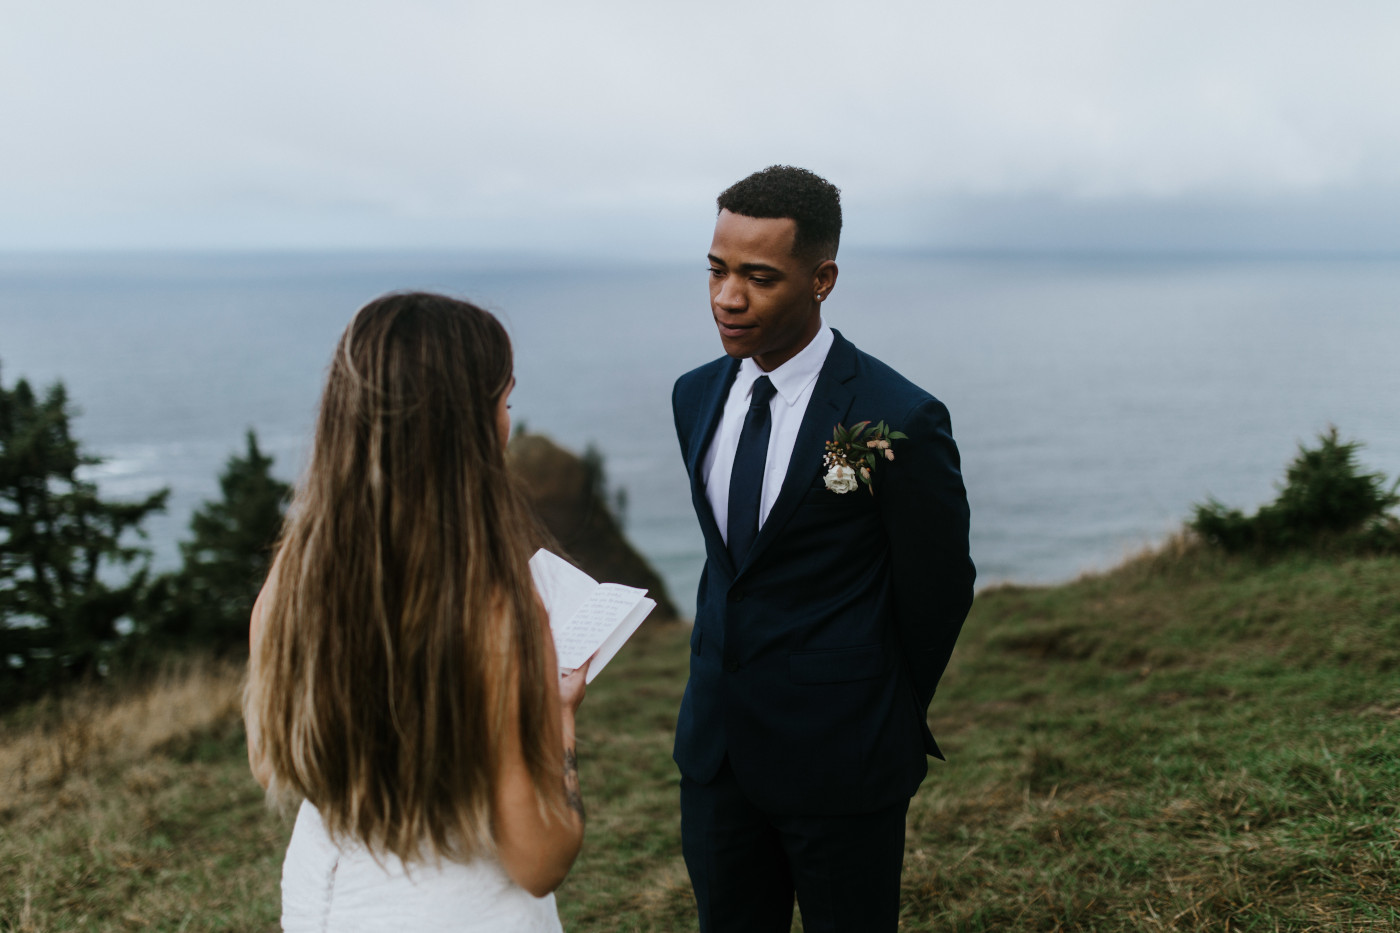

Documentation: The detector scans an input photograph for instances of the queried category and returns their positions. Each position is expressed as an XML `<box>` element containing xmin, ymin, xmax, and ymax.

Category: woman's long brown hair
<box><xmin>245</xmin><ymin>293</ymin><xmax>555</xmax><ymax>863</ymax></box>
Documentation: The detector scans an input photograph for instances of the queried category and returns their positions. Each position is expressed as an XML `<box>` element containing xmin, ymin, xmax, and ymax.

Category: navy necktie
<box><xmin>726</xmin><ymin>375</ymin><xmax>777</xmax><ymax>566</ymax></box>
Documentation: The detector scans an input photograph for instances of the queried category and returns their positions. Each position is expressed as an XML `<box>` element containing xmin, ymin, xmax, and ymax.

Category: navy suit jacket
<box><xmin>672</xmin><ymin>330</ymin><xmax>975</xmax><ymax>816</ymax></box>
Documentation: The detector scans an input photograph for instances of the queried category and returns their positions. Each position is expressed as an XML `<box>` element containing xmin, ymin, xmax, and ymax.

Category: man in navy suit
<box><xmin>672</xmin><ymin>165</ymin><xmax>975</xmax><ymax>932</ymax></box>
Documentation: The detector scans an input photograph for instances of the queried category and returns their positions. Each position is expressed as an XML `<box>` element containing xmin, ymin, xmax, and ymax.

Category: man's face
<box><xmin>707</xmin><ymin>209</ymin><xmax>834</xmax><ymax>372</ymax></box>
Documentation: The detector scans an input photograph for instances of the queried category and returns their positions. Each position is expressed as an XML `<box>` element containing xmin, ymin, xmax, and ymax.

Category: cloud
<box><xmin>3</xmin><ymin>0</ymin><xmax>1399</xmax><ymax>251</ymax></box>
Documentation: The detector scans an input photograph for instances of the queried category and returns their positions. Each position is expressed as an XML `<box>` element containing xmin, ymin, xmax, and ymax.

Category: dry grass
<box><xmin>1</xmin><ymin>659</ymin><xmax>244</xmax><ymax>802</ymax></box>
<box><xmin>0</xmin><ymin>659</ymin><xmax>287</xmax><ymax>933</ymax></box>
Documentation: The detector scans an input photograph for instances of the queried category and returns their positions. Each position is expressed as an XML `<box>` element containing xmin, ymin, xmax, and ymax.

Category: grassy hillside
<box><xmin>905</xmin><ymin>542</ymin><xmax>1400</xmax><ymax>931</ymax></box>
<box><xmin>3</xmin><ymin>544</ymin><xmax>1397</xmax><ymax>931</ymax></box>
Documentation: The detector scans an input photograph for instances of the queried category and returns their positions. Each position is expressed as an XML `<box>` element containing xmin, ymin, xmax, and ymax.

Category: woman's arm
<box><xmin>245</xmin><ymin>570</ymin><xmax>277</xmax><ymax>790</ymax></box>
<box><xmin>492</xmin><ymin>618</ymin><xmax>590</xmax><ymax>897</ymax></box>
<box><xmin>558</xmin><ymin>663</ymin><xmax>586</xmax><ymax>826</ymax></box>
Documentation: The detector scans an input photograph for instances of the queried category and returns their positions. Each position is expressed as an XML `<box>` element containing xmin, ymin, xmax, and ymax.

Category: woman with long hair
<box><xmin>245</xmin><ymin>293</ymin><xmax>588</xmax><ymax>932</ymax></box>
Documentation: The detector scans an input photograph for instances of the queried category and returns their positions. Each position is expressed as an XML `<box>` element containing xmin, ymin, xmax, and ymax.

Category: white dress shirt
<box><xmin>702</xmin><ymin>323</ymin><xmax>835</xmax><ymax>545</ymax></box>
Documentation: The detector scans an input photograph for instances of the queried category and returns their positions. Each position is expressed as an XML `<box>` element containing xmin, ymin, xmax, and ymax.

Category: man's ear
<box><xmin>814</xmin><ymin>260</ymin><xmax>839</xmax><ymax>302</ymax></box>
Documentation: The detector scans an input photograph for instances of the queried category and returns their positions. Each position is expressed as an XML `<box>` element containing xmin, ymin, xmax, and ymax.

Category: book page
<box><xmin>529</xmin><ymin>549</ymin><xmax>654</xmax><ymax>681</ymax></box>
<box><xmin>529</xmin><ymin>549</ymin><xmax>597</xmax><ymax>628</ymax></box>
<box><xmin>551</xmin><ymin>583</ymin><xmax>648</xmax><ymax>673</ymax></box>
<box><xmin>585</xmin><ymin>595</ymin><xmax>655</xmax><ymax>682</ymax></box>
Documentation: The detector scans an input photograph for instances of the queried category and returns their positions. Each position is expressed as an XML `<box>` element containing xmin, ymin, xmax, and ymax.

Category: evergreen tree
<box><xmin>0</xmin><ymin>365</ymin><xmax>167</xmax><ymax>705</ymax></box>
<box><xmin>146</xmin><ymin>430</ymin><xmax>290</xmax><ymax>652</ymax></box>
<box><xmin>1192</xmin><ymin>427</ymin><xmax>1400</xmax><ymax>554</ymax></box>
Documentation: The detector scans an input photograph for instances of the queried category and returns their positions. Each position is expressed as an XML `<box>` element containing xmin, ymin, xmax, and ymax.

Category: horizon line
<box><xmin>3</xmin><ymin>245</ymin><xmax>1400</xmax><ymax>265</ymax></box>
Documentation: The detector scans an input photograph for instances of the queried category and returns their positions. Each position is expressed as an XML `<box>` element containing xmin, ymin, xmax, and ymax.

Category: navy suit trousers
<box><xmin>681</xmin><ymin>758</ymin><xmax>909</xmax><ymax>933</ymax></box>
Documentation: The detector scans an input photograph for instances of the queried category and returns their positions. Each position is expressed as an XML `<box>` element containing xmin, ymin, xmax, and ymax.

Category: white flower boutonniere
<box><xmin>822</xmin><ymin>420</ymin><xmax>907</xmax><ymax>495</ymax></box>
<box><xmin>823</xmin><ymin>462</ymin><xmax>859</xmax><ymax>494</ymax></box>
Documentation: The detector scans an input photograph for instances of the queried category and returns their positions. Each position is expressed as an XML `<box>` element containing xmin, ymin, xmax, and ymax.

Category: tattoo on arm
<box><xmin>563</xmin><ymin>747</ymin><xmax>584</xmax><ymax>821</ymax></box>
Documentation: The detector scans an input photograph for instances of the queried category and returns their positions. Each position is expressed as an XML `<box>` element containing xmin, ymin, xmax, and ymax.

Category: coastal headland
<box><xmin>509</xmin><ymin>432</ymin><xmax>680</xmax><ymax>624</ymax></box>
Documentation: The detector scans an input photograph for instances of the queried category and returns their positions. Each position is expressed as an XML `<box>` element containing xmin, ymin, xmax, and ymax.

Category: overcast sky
<box><xmin>4</xmin><ymin>0</ymin><xmax>1399</xmax><ymax>256</ymax></box>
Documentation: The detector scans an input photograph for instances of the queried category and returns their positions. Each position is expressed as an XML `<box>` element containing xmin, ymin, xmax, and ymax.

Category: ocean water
<box><xmin>2</xmin><ymin>252</ymin><xmax>1398</xmax><ymax>617</ymax></box>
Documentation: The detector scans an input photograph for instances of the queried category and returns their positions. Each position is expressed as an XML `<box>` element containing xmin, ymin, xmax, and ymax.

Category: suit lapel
<box><xmin>738</xmin><ymin>331</ymin><xmax>859</xmax><ymax>575</ymax></box>
<box><xmin>687</xmin><ymin>358</ymin><xmax>740</xmax><ymax>577</ymax></box>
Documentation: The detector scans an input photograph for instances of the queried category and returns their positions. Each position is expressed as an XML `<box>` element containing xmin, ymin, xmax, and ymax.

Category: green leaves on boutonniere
<box><xmin>822</xmin><ymin>420</ymin><xmax>908</xmax><ymax>495</ymax></box>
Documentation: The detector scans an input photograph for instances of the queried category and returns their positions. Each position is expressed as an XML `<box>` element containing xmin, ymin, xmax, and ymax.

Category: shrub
<box><xmin>1191</xmin><ymin>427</ymin><xmax>1400</xmax><ymax>554</ymax></box>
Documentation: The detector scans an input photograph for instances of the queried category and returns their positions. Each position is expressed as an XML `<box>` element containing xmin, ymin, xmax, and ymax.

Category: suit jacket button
<box><xmin>723</xmin><ymin>655</ymin><xmax>739</xmax><ymax>672</ymax></box>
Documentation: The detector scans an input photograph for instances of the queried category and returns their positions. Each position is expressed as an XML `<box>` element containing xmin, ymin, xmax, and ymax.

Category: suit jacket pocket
<box><xmin>800</xmin><ymin>484</ymin><xmax>875</xmax><ymax>511</ymax></box>
<box><xmin>790</xmin><ymin>644</ymin><xmax>885</xmax><ymax>684</ymax></box>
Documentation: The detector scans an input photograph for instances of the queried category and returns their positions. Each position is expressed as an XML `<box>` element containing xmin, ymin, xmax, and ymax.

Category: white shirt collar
<box><xmin>737</xmin><ymin>322</ymin><xmax>833</xmax><ymax>407</ymax></box>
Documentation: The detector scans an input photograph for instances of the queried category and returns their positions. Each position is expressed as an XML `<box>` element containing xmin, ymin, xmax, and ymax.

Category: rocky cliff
<box><xmin>510</xmin><ymin>432</ymin><xmax>680</xmax><ymax>623</ymax></box>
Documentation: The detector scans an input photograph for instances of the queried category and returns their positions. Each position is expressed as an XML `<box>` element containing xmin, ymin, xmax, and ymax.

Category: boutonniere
<box><xmin>822</xmin><ymin>420</ymin><xmax>907</xmax><ymax>495</ymax></box>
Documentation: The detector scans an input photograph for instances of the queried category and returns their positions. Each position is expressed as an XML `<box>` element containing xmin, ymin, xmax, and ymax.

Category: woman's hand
<box><xmin>558</xmin><ymin>656</ymin><xmax>592</xmax><ymax>720</ymax></box>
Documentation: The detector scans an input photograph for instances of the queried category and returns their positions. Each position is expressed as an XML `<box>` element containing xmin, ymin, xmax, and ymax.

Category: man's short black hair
<box><xmin>717</xmin><ymin>165</ymin><xmax>842</xmax><ymax>261</ymax></box>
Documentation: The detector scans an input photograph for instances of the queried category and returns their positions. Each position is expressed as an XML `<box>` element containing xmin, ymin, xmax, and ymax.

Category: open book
<box><xmin>529</xmin><ymin>549</ymin><xmax>656</xmax><ymax>683</ymax></box>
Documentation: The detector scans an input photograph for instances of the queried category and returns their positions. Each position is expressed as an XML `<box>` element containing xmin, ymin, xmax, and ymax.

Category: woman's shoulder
<box><xmin>249</xmin><ymin>547</ymin><xmax>286</xmax><ymax>651</ymax></box>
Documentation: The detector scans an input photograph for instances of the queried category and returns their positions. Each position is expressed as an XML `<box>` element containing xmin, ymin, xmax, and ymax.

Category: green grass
<box><xmin>3</xmin><ymin>545</ymin><xmax>1398</xmax><ymax>931</ymax></box>
<box><xmin>906</xmin><ymin>545</ymin><xmax>1400</xmax><ymax>932</ymax></box>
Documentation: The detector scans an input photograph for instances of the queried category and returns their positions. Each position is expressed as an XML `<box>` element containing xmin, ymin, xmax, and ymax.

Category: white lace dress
<box><xmin>281</xmin><ymin>800</ymin><xmax>565</xmax><ymax>933</ymax></box>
